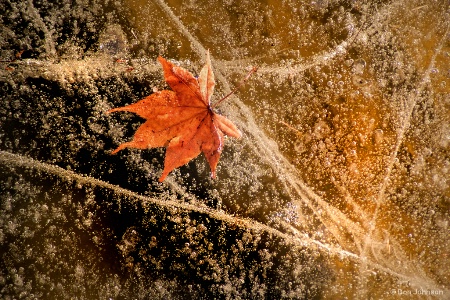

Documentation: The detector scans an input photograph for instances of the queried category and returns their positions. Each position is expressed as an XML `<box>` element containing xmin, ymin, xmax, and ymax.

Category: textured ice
<box><xmin>0</xmin><ymin>0</ymin><xmax>449</xmax><ymax>299</ymax></box>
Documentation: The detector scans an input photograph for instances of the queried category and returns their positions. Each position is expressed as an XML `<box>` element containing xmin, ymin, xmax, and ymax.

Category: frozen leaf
<box><xmin>1</xmin><ymin>0</ymin><xmax>449</xmax><ymax>299</ymax></box>
<box><xmin>107</xmin><ymin>51</ymin><xmax>242</xmax><ymax>181</ymax></box>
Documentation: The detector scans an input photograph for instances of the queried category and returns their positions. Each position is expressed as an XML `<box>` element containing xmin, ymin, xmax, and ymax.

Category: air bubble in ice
<box><xmin>98</xmin><ymin>25</ymin><xmax>128</xmax><ymax>57</ymax></box>
<box><xmin>313</xmin><ymin>120</ymin><xmax>330</xmax><ymax>139</ymax></box>
<box><xmin>352</xmin><ymin>58</ymin><xmax>366</xmax><ymax>75</ymax></box>
<box><xmin>372</xmin><ymin>129</ymin><xmax>384</xmax><ymax>146</ymax></box>
<box><xmin>352</xmin><ymin>75</ymin><xmax>367</xmax><ymax>86</ymax></box>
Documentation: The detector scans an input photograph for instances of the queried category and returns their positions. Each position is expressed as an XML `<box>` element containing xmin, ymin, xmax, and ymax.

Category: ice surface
<box><xmin>0</xmin><ymin>0</ymin><xmax>449</xmax><ymax>299</ymax></box>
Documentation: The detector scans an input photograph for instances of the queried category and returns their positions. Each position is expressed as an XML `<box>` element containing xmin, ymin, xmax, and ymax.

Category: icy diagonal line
<box><xmin>358</xmin><ymin>5</ymin><xmax>450</xmax><ymax>293</ymax></box>
<box><xmin>374</xmin><ymin>22</ymin><xmax>449</xmax><ymax>207</ymax></box>
<box><xmin>152</xmin><ymin>0</ymin><xmax>369</xmax><ymax>246</ymax></box>
<box><xmin>0</xmin><ymin>150</ymin><xmax>365</xmax><ymax>262</ymax></box>
<box><xmin>1</xmin><ymin>149</ymin><xmax>448</xmax><ymax>294</ymax></box>
<box><xmin>150</xmin><ymin>5</ymin><xmax>447</xmax><ymax>293</ymax></box>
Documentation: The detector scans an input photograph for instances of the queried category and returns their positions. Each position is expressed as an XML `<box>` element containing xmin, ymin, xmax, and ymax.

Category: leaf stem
<box><xmin>212</xmin><ymin>66</ymin><xmax>258</xmax><ymax>109</ymax></box>
<box><xmin>279</xmin><ymin>120</ymin><xmax>302</xmax><ymax>136</ymax></box>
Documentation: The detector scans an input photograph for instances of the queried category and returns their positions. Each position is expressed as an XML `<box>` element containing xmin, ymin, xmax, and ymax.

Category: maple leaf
<box><xmin>107</xmin><ymin>51</ymin><xmax>242</xmax><ymax>182</ymax></box>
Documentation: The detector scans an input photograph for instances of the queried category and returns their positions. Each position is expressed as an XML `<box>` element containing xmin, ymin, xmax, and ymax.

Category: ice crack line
<box><xmin>358</xmin><ymin>9</ymin><xmax>450</xmax><ymax>295</ymax></box>
<box><xmin>4</xmin><ymin>148</ymin><xmax>448</xmax><ymax>292</ymax></box>
<box><xmin>151</xmin><ymin>0</ymin><xmax>388</xmax><ymax>259</ymax></box>
<box><xmin>0</xmin><ymin>150</ymin><xmax>360</xmax><ymax>261</ymax></box>
<box><xmin>148</xmin><ymin>4</ymin><xmax>448</xmax><ymax>293</ymax></box>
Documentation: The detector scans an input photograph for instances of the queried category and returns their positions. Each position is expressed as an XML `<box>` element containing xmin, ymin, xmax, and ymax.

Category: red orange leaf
<box><xmin>107</xmin><ymin>51</ymin><xmax>242</xmax><ymax>182</ymax></box>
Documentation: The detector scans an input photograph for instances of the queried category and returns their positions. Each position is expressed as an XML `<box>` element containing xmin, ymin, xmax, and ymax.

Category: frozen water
<box><xmin>0</xmin><ymin>0</ymin><xmax>449</xmax><ymax>299</ymax></box>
